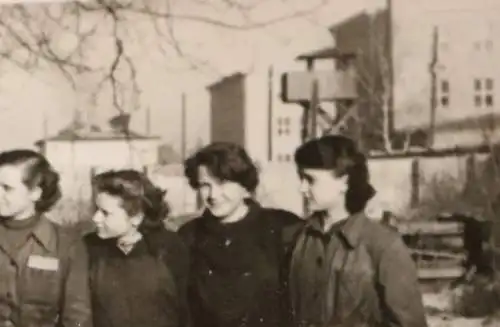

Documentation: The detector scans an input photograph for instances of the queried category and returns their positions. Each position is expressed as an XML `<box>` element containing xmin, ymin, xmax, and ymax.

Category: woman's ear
<box><xmin>130</xmin><ymin>214</ymin><xmax>144</xmax><ymax>228</ymax></box>
<box><xmin>29</xmin><ymin>186</ymin><xmax>42</xmax><ymax>203</ymax></box>
<box><xmin>339</xmin><ymin>174</ymin><xmax>348</xmax><ymax>194</ymax></box>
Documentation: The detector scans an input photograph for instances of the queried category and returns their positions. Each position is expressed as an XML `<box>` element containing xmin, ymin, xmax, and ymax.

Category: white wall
<box><xmin>44</xmin><ymin>139</ymin><xmax>160</xmax><ymax>170</ymax></box>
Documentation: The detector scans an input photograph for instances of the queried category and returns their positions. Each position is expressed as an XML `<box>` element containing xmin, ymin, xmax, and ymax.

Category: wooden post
<box><xmin>181</xmin><ymin>93</ymin><xmax>187</xmax><ymax>161</ymax></box>
<box><xmin>410</xmin><ymin>158</ymin><xmax>420</xmax><ymax>207</ymax></box>
<box><xmin>428</xmin><ymin>26</ymin><xmax>439</xmax><ymax>149</ymax></box>
<box><xmin>267</xmin><ymin>66</ymin><xmax>274</xmax><ymax>161</ymax></box>
<box><xmin>90</xmin><ymin>167</ymin><xmax>97</xmax><ymax>211</ymax></box>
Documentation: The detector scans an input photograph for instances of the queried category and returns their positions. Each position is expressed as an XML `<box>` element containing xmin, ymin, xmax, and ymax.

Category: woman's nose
<box><xmin>299</xmin><ymin>180</ymin><xmax>308</xmax><ymax>193</ymax></box>
<box><xmin>92</xmin><ymin>212</ymin><xmax>103</xmax><ymax>223</ymax></box>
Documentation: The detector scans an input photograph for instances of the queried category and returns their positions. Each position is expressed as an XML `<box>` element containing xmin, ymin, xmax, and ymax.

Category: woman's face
<box><xmin>92</xmin><ymin>192</ymin><xmax>136</xmax><ymax>239</ymax></box>
<box><xmin>298</xmin><ymin>168</ymin><xmax>347</xmax><ymax>213</ymax></box>
<box><xmin>197</xmin><ymin>165</ymin><xmax>249</xmax><ymax>218</ymax></box>
<box><xmin>0</xmin><ymin>164</ymin><xmax>40</xmax><ymax>219</ymax></box>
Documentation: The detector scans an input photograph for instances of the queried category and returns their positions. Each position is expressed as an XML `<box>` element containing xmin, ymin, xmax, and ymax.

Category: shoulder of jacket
<box><xmin>177</xmin><ymin>216</ymin><xmax>202</xmax><ymax>242</ymax></box>
<box><xmin>83</xmin><ymin>231</ymin><xmax>101</xmax><ymax>247</ymax></box>
<box><xmin>261</xmin><ymin>207</ymin><xmax>303</xmax><ymax>227</ymax></box>
<box><xmin>50</xmin><ymin>222</ymin><xmax>83</xmax><ymax>243</ymax></box>
<box><xmin>361</xmin><ymin>217</ymin><xmax>404</xmax><ymax>262</ymax></box>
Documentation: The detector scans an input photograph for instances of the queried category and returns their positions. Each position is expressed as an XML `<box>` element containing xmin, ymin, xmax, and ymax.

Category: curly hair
<box><xmin>184</xmin><ymin>142</ymin><xmax>259</xmax><ymax>193</ymax></box>
<box><xmin>294</xmin><ymin>135</ymin><xmax>376</xmax><ymax>214</ymax></box>
<box><xmin>0</xmin><ymin>149</ymin><xmax>61</xmax><ymax>213</ymax></box>
<box><xmin>92</xmin><ymin>169</ymin><xmax>168</xmax><ymax>231</ymax></box>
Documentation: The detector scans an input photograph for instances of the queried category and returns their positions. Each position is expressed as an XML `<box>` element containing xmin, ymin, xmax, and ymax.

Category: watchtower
<box><xmin>281</xmin><ymin>47</ymin><xmax>359</xmax><ymax>144</ymax></box>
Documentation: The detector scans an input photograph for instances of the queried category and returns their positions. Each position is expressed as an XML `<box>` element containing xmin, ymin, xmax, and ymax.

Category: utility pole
<box><xmin>267</xmin><ymin>66</ymin><xmax>274</xmax><ymax>161</ymax></box>
<box><xmin>145</xmin><ymin>106</ymin><xmax>151</xmax><ymax>135</ymax></box>
<box><xmin>181</xmin><ymin>92</ymin><xmax>187</xmax><ymax>160</ymax></box>
<box><xmin>43</xmin><ymin>109</ymin><xmax>48</xmax><ymax>139</ymax></box>
<box><xmin>428</xmin><ymin>25</ymin><xmax>439</xmax><ymax>149</ymax></box>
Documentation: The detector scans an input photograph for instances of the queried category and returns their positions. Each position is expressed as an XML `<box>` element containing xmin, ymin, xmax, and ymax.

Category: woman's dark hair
<box><xmin>92</xmin><ymin>169</ymin><xmax>168</xmax><ymax>231</ymax></box>
<box><xmin>184</xmin><ymin>142</ymin><xmax>259</xmax><ymax>193</ymax></box>
<box><xmin>0</xmin><ymin>149</ymin><xmax>61</xmax><ymax>213</ymax></box>
<box><xmin>294</xmin><ymin>135</ymin><xmax>375</xmax><ymax>214</ymax></box>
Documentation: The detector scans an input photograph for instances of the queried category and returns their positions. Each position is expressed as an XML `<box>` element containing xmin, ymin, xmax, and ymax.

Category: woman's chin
<box><xmin>96</xmin><ymin>230</ymin><xmax>113</xmax><ymax>239</ymax></box>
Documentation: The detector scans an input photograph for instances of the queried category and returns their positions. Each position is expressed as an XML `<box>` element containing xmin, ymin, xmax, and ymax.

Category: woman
<box><xmin>85</xmin><ymin>169</ymin><xmax>190</xmax><ymax>327</ymax></box>
<box><xmin>0</xmin><ymin>149</ymin><xmax>91</xmax><ymax>327</ymax></box>
<box><xmin>179</xmin><ymin>142</ymin><xmax>303</xmax><ymax>327</ymax></box>
<box><xmin>289</xmin><ymin>135</ymin><xmax>428</xmax><ymax>327</ymax></box>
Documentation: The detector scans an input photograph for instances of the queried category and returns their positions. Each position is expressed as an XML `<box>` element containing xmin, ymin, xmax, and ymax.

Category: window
<box><xmin>276</xmin><ymin>116</ymin><xmax>291</xmax><ymax>136</ymax></box>
<box><xmin>441</xmin><ymin>80</ymin><xmax>449</xmax><ymax>93</ymax></box>
<box><xmin>440</xmin><ymin>97</ymin><xmax>449</xmax><ymax>107</ymax></box>
<box><xmin>439</xmin><ymin>79</ymin><xmax>450</xmax><ymax>108</ymax></box>
<box><xmin>475</xmin><ymin>79</ymin><xmax>482</xmax><ymax>91</ymax></box>
<box><xmin>486</xmin><ymin>94</ymin><xmax>494</xmax><ymax>107</ymax></box>
<box><xmin>474</xmin><ymin>78</ymin><xmax>495</xmax><ymax>108</ymax></box>
<box><xmin>475</xmin><ymin>95</ymin><xmax>482</xmax><ymax>107</ymax></box>
<box><xmin>486</xmin><ymin>78</ymin><xmax>494</xmax><ymax>91</ymax></box>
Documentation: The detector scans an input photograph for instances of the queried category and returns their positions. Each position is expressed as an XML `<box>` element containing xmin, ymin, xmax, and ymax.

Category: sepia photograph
<box><xmin>0</xmin><ymin>0</ymin><xmax>497</xmax><ymax>326</ymax></box>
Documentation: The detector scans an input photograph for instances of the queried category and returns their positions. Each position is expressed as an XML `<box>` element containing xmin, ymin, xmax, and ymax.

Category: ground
<box><xmin>424</xmin><ymin>293</ymin><xmax>488</xmax><ymax>327</ymax></box>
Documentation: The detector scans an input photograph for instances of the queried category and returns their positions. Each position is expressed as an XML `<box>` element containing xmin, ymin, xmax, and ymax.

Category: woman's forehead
<box><xmin>197</xmin><ymin>166</ymin><xmax>221</xmax><ymax>182</ymax></box>
<box><xmin>95</xmin><ymin>192</ymin><xmax>123</xmax><ymax>209</ymax></box>
<box><xmin>299</xmin><ymin>168</ymin><xmax>332</xmax><ymax>176</ymax></box>
<box><xmin>0</xmin><ymin>165</ymin><xmax>25</xmax><ymax>186</ymax></box>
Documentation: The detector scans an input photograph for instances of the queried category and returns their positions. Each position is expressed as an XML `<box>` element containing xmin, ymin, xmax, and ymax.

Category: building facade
<box><xmin>330</xmin><ymin>9</ymin><xmax>392</xmax><ymax>151</ymax></box>
<box><xmin>391</xmin><ymin>0</ymin><xmax>500</xmax><ymax>149</ymax></box>
<box><xmin>208</xmin><ymin>66</ymin><xmax>305</xmax><ymax>166</ymax></box>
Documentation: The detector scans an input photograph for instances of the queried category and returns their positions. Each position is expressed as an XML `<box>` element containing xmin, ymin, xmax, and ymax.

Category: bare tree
<box><xmin>328</xmin><ymin>8</ymin><xmax>428</xmax><ymax>153</ymax></box>
<box><xmin>0</xmin><ymin>0</ymin><xmax>331</xmax><ymax>118</ymax></box>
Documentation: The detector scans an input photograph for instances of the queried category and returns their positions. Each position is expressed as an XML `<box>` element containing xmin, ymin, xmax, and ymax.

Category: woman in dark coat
<box><xmin>85</xmin><ymin>169</ymin><xmax>190</xmax><ymax>327</ymax></box>
<box><xmin>289</xmin><ymin>135</ymin><xmax>427</xmax><ymax>327</ymax></box>
<box><xmin>179</xmin><ymin>142</ymin><xmax>304</xmax><ymax>327</ymax></box>
<box><xmin>0</xmin><ymin>149</ymin><xmax>91</xmax><ymax>327</ymax></box>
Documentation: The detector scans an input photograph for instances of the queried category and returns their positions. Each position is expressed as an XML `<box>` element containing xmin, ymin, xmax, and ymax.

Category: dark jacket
<box><xmin>289</xmin><ymin>213</ymin><xmax>428</xmax><ymax>327</ymax></box>
<box><xmin>178</xmin><ymin>202</ymin><xmax>303</xmax><ymax>327</ymax></box>
<box><xmin>85</xmin><ymin>225</ymin><xmax>190</xmax><ymax>327</ymax></box>
<box><xmin>0</xmin><ymin>216</ymin><xmax>92</xmax><ymax>327</ymax></box>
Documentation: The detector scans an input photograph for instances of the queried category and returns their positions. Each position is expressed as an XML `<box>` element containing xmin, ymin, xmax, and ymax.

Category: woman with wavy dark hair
<box><xmin>179</xmin><ymin>142</ymin><xmax>303</xmax><ymax>327</ymax></box>
<box><xmin>289</xmin><ymin>135</ymin><xmax>427</xmax><ymax>327</ymax></box>
<box><xmin>0</xmin><ymin>149</ymin><xmax>92</xmax><ymax>327</ymax></box>
<box><xmin>85</xmin><ymin>169</ymin><xmax>190</xmax><ymax>327</ymax></box>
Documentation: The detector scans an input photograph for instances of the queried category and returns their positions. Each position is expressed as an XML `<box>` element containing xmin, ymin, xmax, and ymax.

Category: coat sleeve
<box><xmin>377</xmin><ymin>237</ymin><xmax>428</xmax><ymax>327</ymax></box>
<box><xmin>60</xmin><ymin>237</ymin><xmax>93</xmax><ymax>327</ymax></box>
<box><xmin>161</xmin><ymin>230</ymin><xmax>192</xmax><ymax>327</ymax></box>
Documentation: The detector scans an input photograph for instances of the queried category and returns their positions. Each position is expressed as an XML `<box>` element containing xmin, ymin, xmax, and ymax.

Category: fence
<box><xmin>46</xmin><ymin>148</ymin><xmax>500</xmax><ymax>234</ymax></box>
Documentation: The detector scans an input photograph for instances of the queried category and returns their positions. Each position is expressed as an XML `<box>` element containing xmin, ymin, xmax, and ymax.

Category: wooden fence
<box><xmin>385</xmin><ymin>215</ymin><xmax>493</xmax><ymax>282</ymax></box>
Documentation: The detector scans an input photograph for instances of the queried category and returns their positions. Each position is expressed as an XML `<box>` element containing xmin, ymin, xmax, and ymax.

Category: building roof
<box><xmin>36</xmin><ymin>124</ymin><xmax>160</xmax><ymax>145</ymax></box>
<box><xmin>207</xmin><ymin>72</ymin><xmax>245</xmax><ymax>90</ymax></box>
<box><xmin>296</xmin><ymin>47</ymin><xmax>357</xmax><ymax>61</ymax></box>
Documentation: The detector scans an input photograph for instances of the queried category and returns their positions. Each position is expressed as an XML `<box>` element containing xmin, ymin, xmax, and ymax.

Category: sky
<box><xmin>0</xmin><ymin>0</ymin><xmax>386</xmax><ymax>153</ymax></box>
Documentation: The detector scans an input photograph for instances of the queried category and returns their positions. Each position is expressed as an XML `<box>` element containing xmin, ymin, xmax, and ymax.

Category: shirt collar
<box><xmin>306</xmin><ymin>211</ymin><xmax>367</xmax><ymax>249</ymax></box>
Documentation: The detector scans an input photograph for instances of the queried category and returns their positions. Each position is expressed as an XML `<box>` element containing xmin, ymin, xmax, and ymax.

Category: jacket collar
<box><xmin>31</xmin><ymin>216</ymin><xmax>58</xmax><ymax>253</ymax></box>
<box><xmin>306</xmin><ymin>211</ymin><xmax>367</xmax><ymax>249</ymax></box>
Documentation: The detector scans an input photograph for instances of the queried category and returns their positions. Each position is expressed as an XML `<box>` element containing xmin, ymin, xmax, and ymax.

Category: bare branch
<box><xmin>123</xmin><ymin>0</ymin><xmax>329</xmax><ymax>30</ymax></box>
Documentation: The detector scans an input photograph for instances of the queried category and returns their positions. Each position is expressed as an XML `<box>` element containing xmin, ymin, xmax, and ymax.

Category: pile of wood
<box><xmin>387</xmin><ymin>217</ymin><xmax>492</xmax><ymax>281</ymax></box>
